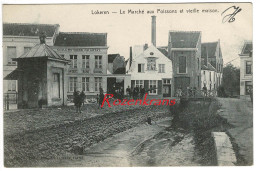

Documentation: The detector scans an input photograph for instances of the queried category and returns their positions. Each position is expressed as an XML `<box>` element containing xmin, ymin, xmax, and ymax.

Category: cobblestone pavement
<box><xmin>217</xmin><ymin>98</ymin><xmax>253</xmax><ymax>165</ymax></box>
<box><xmin>4</xmin><ymin>104</ymin><xmax>172</xmax><ymax>167</ymax></box>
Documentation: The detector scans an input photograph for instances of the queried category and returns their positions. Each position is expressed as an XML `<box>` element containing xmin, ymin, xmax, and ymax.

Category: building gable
<box><xmin>134</xmin><ymin>45</ymin><xmax>170</xmax><ymax>61</ymax></box>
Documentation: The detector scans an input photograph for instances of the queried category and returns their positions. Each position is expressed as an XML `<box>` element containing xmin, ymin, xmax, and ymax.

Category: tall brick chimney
<box><xmin>151</xmin><ymin>16</ymin><xmax>156</xmax><ymax>47</ymax></box>
<box><xmin>129</xmin><ymin>46</ymin><xmax>133</xmax><ymax>69</ymax></box>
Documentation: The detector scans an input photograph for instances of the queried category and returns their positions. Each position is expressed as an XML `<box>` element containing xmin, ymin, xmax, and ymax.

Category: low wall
<box><xmin>211</xmin><ymin>132</ymin><xmax>237</xmax><ymax>166</ymax></box>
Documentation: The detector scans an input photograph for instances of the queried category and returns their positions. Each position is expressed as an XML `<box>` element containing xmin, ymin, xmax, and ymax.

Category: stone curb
<box><xmin>212</xmin><ymin>132</ymin><xmax>237</xmax><ymax>166</ymax></box>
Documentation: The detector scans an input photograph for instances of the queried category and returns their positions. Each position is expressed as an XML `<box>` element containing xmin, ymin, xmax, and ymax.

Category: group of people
<box><xmin>110</xmin><ymin>85</ymin><xmax>124</xmax><ymax>100</ymax></box>
<box><xmin>73</xmin><ymin>90</ymin><xmax>86</xmax><ymax>113</ymax></box>
<box><xmin>126</xmin><ymin>85</ymin><xmax>146</xmax><ymax>100</ymax></box>
<box><xmin>74</xmin><ymin>87</ymin><xmax>105</xmax><ymax>113</ymax></box>
<box><xmin>73</xmin><ymin>85</ymin><xmax>150</xmax><ymax>112</ymax></box>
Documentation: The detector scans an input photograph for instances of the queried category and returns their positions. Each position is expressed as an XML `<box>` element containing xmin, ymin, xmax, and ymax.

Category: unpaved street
<box><xmin>36</xmin><ymin>118</ymin><xmax>199</xmax><ymax>167</ymax></box>
<box><xmin>4</xmin><ymin>104</ymin><xmax>201</xmax><ymax>167</ymax></box>
<box><xmin>217</xmin><ymin>98</ymin><xmax>253</xmax><ymax>165</ymax></box>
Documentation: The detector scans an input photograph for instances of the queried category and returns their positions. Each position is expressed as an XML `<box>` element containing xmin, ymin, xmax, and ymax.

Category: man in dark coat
<box><xmin>140</xmin><ymin>85</ymin><xmax>145</xmax><ymax>99</ymax></box>
<box><xmin>98</xmin><ymin>87</ymin><xmax>104</xmax><ymax>109</ymax></box>
<box><xmin>80</xmin><ymin>91</ymin><xmax>86</xmax><ymax>106</ymax></box>
<box><xmin>126</xmin><ymin>86</ymin><xmax>132</xmax><ymax>98</ymax></box>
<box><xmin>203</xmin><ymin>85</ymin><xmax>207</xmax><ymax>97</ymax></box>
<box><xmin>73</xmin><ymin>90</ymin><xmax>81</xmax><ymax>113</ymax></box>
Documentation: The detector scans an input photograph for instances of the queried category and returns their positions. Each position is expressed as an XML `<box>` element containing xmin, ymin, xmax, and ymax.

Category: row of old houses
<box><xmin>126</xmin><ymin>16</ymin><xmax>223</xmax><ymax>97</ymax></box>
<box><xmin>3</xmin><ymin>16</ymin><xmax>223</xmax><ymax>108</ymax></box>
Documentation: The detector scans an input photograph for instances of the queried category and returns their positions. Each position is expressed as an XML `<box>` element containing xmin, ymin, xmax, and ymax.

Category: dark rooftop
<box><xmin>241</xmin><ymin>42</ymin><xmax>253</xmax><ymax>55</ymax></box>
<box><xmin>108</xmin><ymin>54</ymin><xmax>120</xmax><ymax>63</ymax></box>
<box><xmin>3</xmin><ymin>23</ymin><xmax>59</xmax><ymax>37</ymax></box>
<box><xmin>201</xmin><ymin>42</ymin><xmax>218</xmax><ymax>58</ymax></box>
<box><xmin>54</xmin><ymin>32</ymin><xmax>107</xmax><ymax>47</ymax></box>
<box><xmin>169</xmin><ymin>31</ymin><xmax>201</xmax><ymax>48</ymax></box>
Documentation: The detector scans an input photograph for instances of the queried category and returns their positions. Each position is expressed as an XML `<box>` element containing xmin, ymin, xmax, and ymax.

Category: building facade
<box><xmin>201</xmin><ymin>63</ymin><xmax>217</xmax><ymax>91</ymax></box>
<box><xmin>201</xmin><ymin>40</ymin><xmax>223</xmax><ymax>89</ymax></box>
<box><xmin>127</xmin><ymin>45</ymin><xmax>173</xmax><ymax>97</ymax></box>
<box><xmin>52</xmin><ymin>32</ymin><xmax>109</xmax><ymax>98</ymax></box>
<box><xmin>239</xmin><ymin>42</ymin><xmax>253</xmax><ymax>97</ymax></box>
<box><xmin>168</xmin><ymin>31</ymin><xmax>202</xmax><ymax>96</ymax></box>
<box><xmin>3</xmin><ymin>23</ymin><xmax>60</xmax><ymax>101</ymax></box>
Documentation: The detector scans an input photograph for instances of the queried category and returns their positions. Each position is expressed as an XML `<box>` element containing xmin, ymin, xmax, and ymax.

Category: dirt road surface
<box><xmin>36</xmin><ymin>117</ymin><xmax>199</xmax><ymax>167</ymax></box>
<box><xmin>217</xmin><ymin>98</ymin><xmax>253</xmax><ymax>165</ymax></box>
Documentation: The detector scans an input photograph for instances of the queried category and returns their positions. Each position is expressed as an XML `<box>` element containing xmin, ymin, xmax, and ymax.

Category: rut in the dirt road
<box><xmin>129</xmin><ymin>126</ymin><xmax>198</xmax><ymax>166</ymax></box>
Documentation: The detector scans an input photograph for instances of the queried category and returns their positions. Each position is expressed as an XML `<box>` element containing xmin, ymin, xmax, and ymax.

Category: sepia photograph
<box><xmin>1</xmin><ymin>2</ymin><xmax>253</xmax><ymax>167</ymax></box>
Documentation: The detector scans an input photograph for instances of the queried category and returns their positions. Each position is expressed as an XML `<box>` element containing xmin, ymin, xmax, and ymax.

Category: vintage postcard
<box><xmin>2</xmin><ymin>3</ymin><xmax>252</xmax><ymax>167</ymax></box>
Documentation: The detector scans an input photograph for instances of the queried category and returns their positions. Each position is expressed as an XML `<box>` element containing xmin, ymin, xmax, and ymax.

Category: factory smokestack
<box><xmin>129</xmin><ymin>46</ymin><xmax>133</xmax><ymax>69</ymax></box>
<box><xmin>151</xmin><ymin>16</ymin><xmax>156</xmax><ymax>47</ymax></box>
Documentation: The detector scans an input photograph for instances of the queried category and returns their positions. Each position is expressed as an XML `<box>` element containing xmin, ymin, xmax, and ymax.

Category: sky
<box><xmin>3</xmin><ymin>3</ymin><xmax>252</xmax><ymax>67</ymax></box>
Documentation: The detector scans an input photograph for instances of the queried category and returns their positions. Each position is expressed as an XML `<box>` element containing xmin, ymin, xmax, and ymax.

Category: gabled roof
<box><xmin>240</xmin><ymin>42</ymin><xmax>252</xmax><ymax>55</ymax></box>
<box><xmin>14</xmin><ymin>43</ymin><xmax>67</xmax><ymax>62</ymax></box>
<box><xmin>134</xmin><ymin>44</ymin><xmax>170</xmax><ymax>61</ymax></box>
<box><xmin>169</xmin><ymin>31</ymin><xmax>201</xmax><ymax>48</ymax></box>
<box><xmin>201</xmin><ymin>42</ymin><xmax>218</xmax><ymax>58</ymax></box>
<box><xmin>54</xmin><ymin>32</ymin><xmax>107</xmax><ymax>47</ymax></box>
<box><xmin>108</xmin><ymin>54</ymin><xmax>120</xmax><ymax>63</ymax></box>
<box><xmin>3</xmin><ymin>23</ymin><xmax>59</xmax><ymax>37</ymax></box>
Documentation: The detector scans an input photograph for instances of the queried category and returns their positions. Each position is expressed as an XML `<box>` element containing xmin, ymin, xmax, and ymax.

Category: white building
<box><xmin>201</xmin><ymin>63</ymin><xmax>217</xmax><ymax>91</ymax></box>
<box><xmin>126</xmin><ymin>44</ymin><xmax>172</xmax><ymax>97</ymax></box>
<box><xmin>201</xmin><ymin>41</ymin><xmax>223</xmax><ymax>89</ymax></box>
<box><xmin>239</xmin><ymin>41</ymin><xmax>253</xmax><ymax>97</ymax></box>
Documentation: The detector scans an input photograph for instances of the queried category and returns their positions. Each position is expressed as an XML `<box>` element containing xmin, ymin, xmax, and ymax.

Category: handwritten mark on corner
<box><xmin>221</xmin><ymin>6</ymin><xmax>242</xmax><ymax>23</ymax></box>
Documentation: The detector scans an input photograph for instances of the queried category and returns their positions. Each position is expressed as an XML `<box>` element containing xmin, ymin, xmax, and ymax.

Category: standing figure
<box><xmin>203</xmin><ymin>85</ymin><xmax>207</xmax><ymax>97</ymax></box>
<box><xmin>140</xmin><ymin>85</ymin><xmax>145</xmax><ymax>99</ymax></box>
<box><xmin>177</xmin><ymin>87</ymin><xmax>183</xmax><ymax>97</ymax></box>
<box><xmin>119</xmin><ymin>87</ymin><xmax>124</xmax><ymax>100</ymax></box>
<box><xmin>193</xmin><ymin>87</ymin><xmax>197</xmax><ymax>97</ymax></box>
<box><xmin>187</xmin><ymin>86</ymin><xmax>190</xmax><ymax>97</ymax></box>
<box><xmin>248</xmin><ymin>87</ymin><xmax>253</xmax><ymax>103</ymax></box>
<box><xmin>80</xmin><ymin>91</ymin><xmax>86</xmax><ymax>106</ymax></box>
<box><xmin>132</xmin><ymin>87</ymin><xmax>136</xmax><ymax>100</ymax></box>
<box><xmin>96</xmin><ymin>94</ymin><xmax>99</xmax><ymax>104</ymax></box>
<box><xmin>126</xmin><ymin>86</ymin><xmax>131</xmax><ymax>98</ymax></box>
<box><xmin>98</xmin><ymin>87</ymin><xmax>104</xmax><ymax>109</ymax></box>
<box><xmin>133</xmin><ymin>86</ymin><xmax>139</xmax><ymax>100</ymax></box>
<box><xmin>74</xmin><ymin>90</ymin><xmax>82</xmax><ymax>113</ymax></box>
<box><xmin>136</xmin><ymin>85</ymin><xmax>140</xmax><ymax>99</ymax></box>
